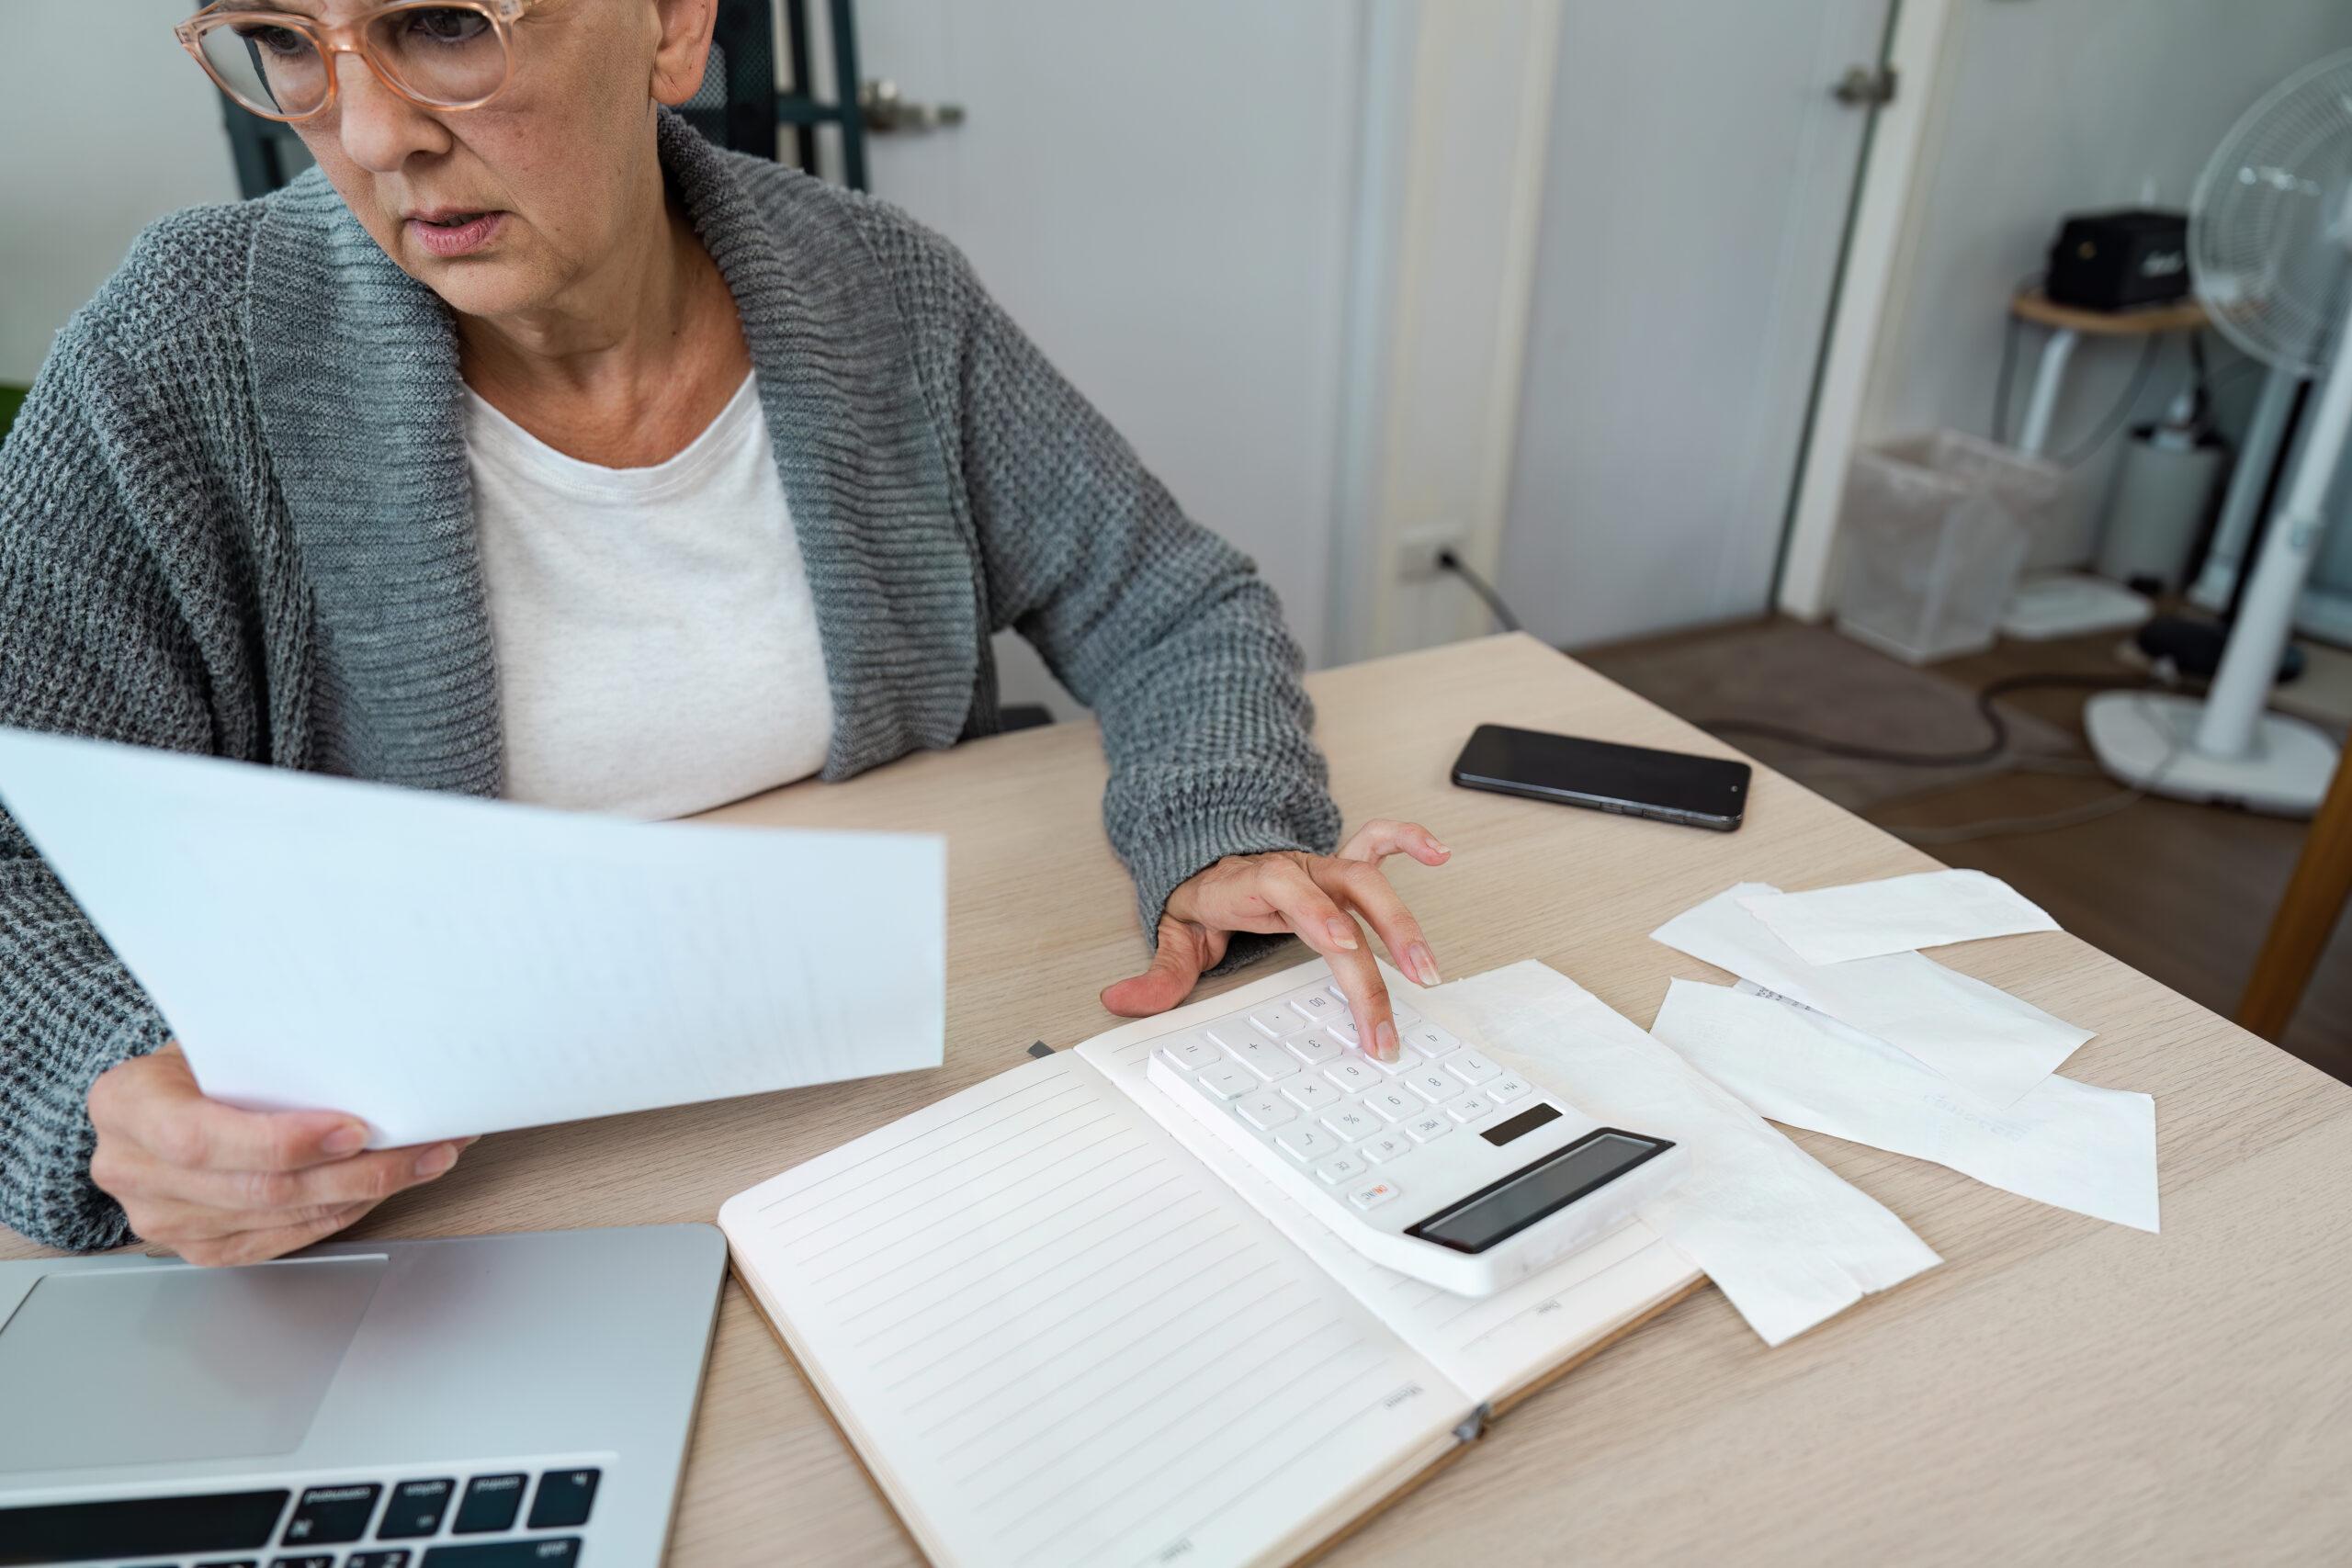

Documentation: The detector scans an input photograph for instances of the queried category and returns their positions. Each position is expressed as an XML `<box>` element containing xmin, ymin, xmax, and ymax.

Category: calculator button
<box><xmin>1322</xmin><ymin>1104</ymin><xmax>1384</xmax><ymax>1141</ymax></box>
<box><xmin>1403</xmin><ymin>1021</ymin><xmax>1463</xmax><ymax>1060</ymax></box>
<box><xmin>1197</xmin><ymin>1063</ymin><xmax>1256</xmax><ymax>1100</ymax></box>
<box><xmin>1363</xmin><ymin>1045</ymin><xmax>1415</xmax><ymax>1077</ymax></box>
<box><xmin>1227</xmin><ymin>1036</ymin><xmax>1299</xmax><ymax>1081</ymax></box>
<box><xmin>1448</xmin><ymin>1093</ymin><xmax>1496</xmax><ymax>1123</ymax></box>
<box><xmin>1323</xmin><ymin>1059</ymin><xmax>1380</xmax><ymax>1094</ymax></box>
<box><xmin>1314</xmin><ymin>1154</ymin><xmax>1365</xmax><ymax>1186</ymax></box>
<box><xmin>1284</xmin><ymin>1030</ymin><xmax>1344</xmax><ymax>1066</ymax></box>
<box><xmin>1154</xmin><ymin>1038</ymin><xmax>1223</xmax><ymax>1073</ymax></box>
<box><xmin>1275</xmin><ymin>1124</ymin><xmax>1335</xmax><ymax>1162</ymax></box>
<box><xmin>1404</xmin><ymin>1112</ymin><xmax>1453</xmax><ymax>1143</ymax></box>
<box><xmin>1488</xmin><ymin>1075</ymin><xmax>1532</xmax><ymax>1103</ymax></box>
<box><xmin>1248</xmin><ymin>1005</ymin><xmax>1306</xmax><ymax>1038</ymax></box>
<box><xmin>1445</xmin><ymin>1049</ymin><xmax>1501</xmax><ymax>1085</ymax></box>
<box><xmin>1289</xmin><ymin>990</ymin><xmax>1344</xmax><ymax>1024</ymax></box>
<box><xmin>1358</xmin><ymin>1133</ymin><xmax>1413</xmax><ymax>1164</ymax></box>
<box><xmin>1283</xmin><ymin>1076</ymin><xmax>1341</xmax><ymax>1111</ymax></box>
<box><xmin>1322</xmin><ymin>1011</ymin><xmax>1359</xmax><ymax>1047</ymax></box>
<box><xmin>1204</xmin><ymin>1019</ymin><xmax>1266</xmax><ymax>1053</ymax></box>
<box><xmin>1365</xmin><ymin>1088</ymin><xmax>1419</xmax><ymax>1122</ymax></box>
<box><xmin>1405</xmin><ymin>1068</ymin><xmax>1463</xmax><ymax>1102</ymax></box>
<box><xmin>1236</xmin><ymin>1092</ymin><xmax>1298</xmax><ymax>1130</ymax></box>
<box><xmin>1349</xmin><ymin>1179</ymin><xmax>1401</xmax><ymax>1211</ymax></box>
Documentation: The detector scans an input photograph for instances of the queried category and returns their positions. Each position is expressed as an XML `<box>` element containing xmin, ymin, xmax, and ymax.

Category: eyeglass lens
<box><xmin>196</xmin><ymin>6</ymin><xmax>507</xmax><ymax>118</ymax></box>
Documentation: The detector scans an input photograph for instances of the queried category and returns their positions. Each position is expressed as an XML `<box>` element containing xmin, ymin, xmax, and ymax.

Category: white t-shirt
<box><xmin>466</xmin><ymin>371</ymin><xmax>835</xmax><ymax>818</ymax></box>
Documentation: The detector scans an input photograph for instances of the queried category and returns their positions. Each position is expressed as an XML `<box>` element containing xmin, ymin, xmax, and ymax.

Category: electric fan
<box><xmin>2085</xmin><ymin>51</ymin><xmax>2352</xmax><ymax>813</ymax></box>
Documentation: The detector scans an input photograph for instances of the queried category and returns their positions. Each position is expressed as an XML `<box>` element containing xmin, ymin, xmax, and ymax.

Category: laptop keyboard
<box><xmin>2</xmin><ymin>1464</ymin><xmax>599</xmax><ymax>1567</ymax></box>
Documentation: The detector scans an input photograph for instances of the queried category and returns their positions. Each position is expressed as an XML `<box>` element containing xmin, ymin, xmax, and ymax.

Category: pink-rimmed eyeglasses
<box><xmin>175</xmin><ymin>1</ymin><xmax>543</xmax><ymax>123</ymax></box>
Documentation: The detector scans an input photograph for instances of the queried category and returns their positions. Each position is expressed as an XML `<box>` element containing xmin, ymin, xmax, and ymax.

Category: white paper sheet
<box><xmin>1653</xmin><ymin>883</ymin><xmax>2089</xmax><ymax>1108</ymax></box>
<box><xmin>1649</xmin><ymin>980</ymin><xmax>2158</xmax><ymax>1233</ymax></box>
<box><xmin>1415</xmin><ymin>962</ymin><xmax>1940</xmax><ymax>1348</ymax></box>
<box><xmin>1737</xmin><ymin>870</ymin><xmax>2060</xmax><ymax>964</ymax></box>
<box><xmin>0</xmin><ymin>727</ymin><xmax>946</xmax><ymax>1145</ymax></box>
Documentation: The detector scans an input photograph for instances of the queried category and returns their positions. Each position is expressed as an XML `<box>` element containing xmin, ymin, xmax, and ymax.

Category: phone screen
<box><xmin>1452</xmin><ymin>724</ymin><xmax>1749</xmax><ymax>825</ymax></box>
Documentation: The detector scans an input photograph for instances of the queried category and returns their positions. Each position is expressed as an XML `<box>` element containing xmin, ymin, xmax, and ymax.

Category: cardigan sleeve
<box><xmin>854</xmin><ymin>209</ymin><xmax>1343</xmax><ymax>950</ymax></box>
<box><xmin>0</xmin><ymin>326</ymin><xmax>213</xmax><ymax>1252</ymax></box>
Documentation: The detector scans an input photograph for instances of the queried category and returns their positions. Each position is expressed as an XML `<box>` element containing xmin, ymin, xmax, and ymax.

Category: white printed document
<box><xmin>1650</xmin><ymin>980</ymin><xmax>2158</xmax><ymax>1233</ymax></box>
<box><xmin>1653</xmin><ymin>882</ymin><xmax>2089</xmax><ymax>1108</ymax></box>
<box><xmin>1736</xmin><ymin>869</ymin><xmax>2060</xmax><ymax>964</ymax></box>
<box><xmin>0</xmin><ymin>727</ymin><xmax>945</xmax><ymax>1145</ymax></box>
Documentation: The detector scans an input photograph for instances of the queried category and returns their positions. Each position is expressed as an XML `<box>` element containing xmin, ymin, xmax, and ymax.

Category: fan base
<box><xmin>2086</xmin><ymin>691</ymin><xmax>2340</xmax><ymax>817</ymax></box>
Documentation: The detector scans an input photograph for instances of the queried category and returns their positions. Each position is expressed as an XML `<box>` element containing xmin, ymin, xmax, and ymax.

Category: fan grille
<box><xmin>2190</xmin><ymin>49</ymin><xmax>2352</xmax><ymax>375</ymax></box>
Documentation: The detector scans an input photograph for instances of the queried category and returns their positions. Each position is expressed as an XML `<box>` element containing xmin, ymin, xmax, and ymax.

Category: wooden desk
<box><xmin>7</xmin><ymin>634</ymin><xmax>2348</xmax><ymax>1562</ymax></box>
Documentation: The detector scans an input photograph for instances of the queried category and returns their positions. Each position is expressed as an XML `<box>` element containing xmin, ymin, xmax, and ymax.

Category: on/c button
<box><xmin>1349</xmin><ymin>1180</ymin><xmax>1400</xmax><ymax>1211</ymax></box>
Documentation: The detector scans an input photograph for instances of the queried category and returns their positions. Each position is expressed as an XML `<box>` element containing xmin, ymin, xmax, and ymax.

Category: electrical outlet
<box><xmin>1396</xmin><ymin>526</ymin><xmax>1465</xmax><ymax>583</ymax></box>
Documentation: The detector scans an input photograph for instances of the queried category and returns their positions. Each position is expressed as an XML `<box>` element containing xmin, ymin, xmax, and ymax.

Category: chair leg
<box><xmin>2239</xmin><ymin>750</ymin><xmax>2352</xmax><ymax>1040</ymax></box>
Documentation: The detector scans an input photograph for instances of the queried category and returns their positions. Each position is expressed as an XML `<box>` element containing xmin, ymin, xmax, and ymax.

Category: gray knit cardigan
<box><xmin>0</xmin><ymin>110</ymin><xmax>1339</xmax><ymax>1253</ymax></box>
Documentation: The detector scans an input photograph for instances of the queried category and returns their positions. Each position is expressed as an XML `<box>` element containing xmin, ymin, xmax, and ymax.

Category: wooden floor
<box><xmin>1584</xmin><ymin>617</ymin><xmax>2352</xmax><ymax>1084</ymax></box>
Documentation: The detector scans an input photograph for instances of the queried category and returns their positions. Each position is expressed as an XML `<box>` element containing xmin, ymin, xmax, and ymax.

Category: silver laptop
<box><xmin>0</xmin><ymin>1224</ymin><xmax>726</xmax><ymax>1567</ymax></box>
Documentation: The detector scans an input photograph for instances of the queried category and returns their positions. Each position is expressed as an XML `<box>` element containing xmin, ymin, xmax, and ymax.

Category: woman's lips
<box><xmin>406</xmin><ymin>210</ymin><xmax>506</xmax><ymax>259</ymax></box>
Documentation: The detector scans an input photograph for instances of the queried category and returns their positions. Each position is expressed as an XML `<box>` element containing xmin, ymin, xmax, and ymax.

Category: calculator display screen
<box><xmin>1407</xmin><ymin>1130</ymin><xmax>1668</xmax><ymax>1254</ymax></box>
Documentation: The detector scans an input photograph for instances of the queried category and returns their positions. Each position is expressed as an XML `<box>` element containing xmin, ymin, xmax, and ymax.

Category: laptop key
<box><xmin>283</xmin><ymin>1483</ymin><xmax>381</xmax><ymax>1545</ymax></box>
<box><xmin>527</xmin><ymin>1467</ymin><xmax>602</xmax><ymax>1529</ymax></box>
<box><xmin>271</xmin><ymin>1556</ymin><xmax>336</xmax><ymax>1568</ymax></box>
<box><xmin>350</xmin><ymin>1553</ymin><xmax>417</xmax><ymax>1568</ymax></box>
<box><xmin>421</xmin><ymin>1539</ymin><xmax>582</xmax><ymax>1566</ymax></box>
<box><xmin>379</xmin><ymin>1478</ymin><xmax>457</xmax><ymax>1540</ymax></box>
<box><xmin>450</xmin><ymin>1473</ymin><xmax>529</xmax><ymax>1533</ymax></box>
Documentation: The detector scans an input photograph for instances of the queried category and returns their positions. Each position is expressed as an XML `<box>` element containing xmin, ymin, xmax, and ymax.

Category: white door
<box><xmin>810</xmin><ymin>2</ymin><xmax>1366</xmax><ymax>712</ymax></box>
<box><xmin>1498</xmin><ymin>0</ymin><xmax>1894</xmax><ymax>649</ymax></box>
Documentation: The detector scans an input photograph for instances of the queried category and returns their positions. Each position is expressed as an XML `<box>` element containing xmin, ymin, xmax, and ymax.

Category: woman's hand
<box><xmin>1100</xmin><ymin>819</ymin><xmax>1450</xmax><ymax>1061</ymax></box>
<box><xmin>86</xmin><ymin>1043</ymin><xmax>472</xmax><ymax>1267</ymax></box>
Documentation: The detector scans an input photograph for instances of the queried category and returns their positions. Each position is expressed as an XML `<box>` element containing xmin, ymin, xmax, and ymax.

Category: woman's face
<box><xmin>282</xmin><ymin>0</ymin><xmax>709</xmax><ymax>321</ymax></box>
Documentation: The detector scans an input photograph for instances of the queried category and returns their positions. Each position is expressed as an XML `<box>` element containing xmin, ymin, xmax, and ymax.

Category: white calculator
<box><xmin>1145</xmin><ymin>971</ymin><xmax>1690</xmax><ymax>1296</ymax></box>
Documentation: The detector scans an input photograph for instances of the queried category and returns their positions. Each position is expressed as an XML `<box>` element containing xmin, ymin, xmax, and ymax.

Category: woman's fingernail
<box><xmin>414</xmin><ymin>1144</ymin><xmax>460</xmax><ymax>1179</ymax></box>
<box><xmin>1427</xmin><ymin>838</ymin><xmax>1451</xmax><ymax>856</ymax></box>
<box><xmin>322</xmin><ymin>1124</ymin><xmax>367</xmax><ymax>1156</ymax></box>
<box><xmin>1376</xmin><ymin>1020</ymin><xmax>1399</xmax><ymax>1063</ymax></box>
<box><xmin>1324</xmin><ymin>919</ymin><xmax>1360</xmax><ymax>951</ymax></box>
<box><xmin>1410</xmin><ymin>944</ymin><xmax>1442</xmax><ymax>987</ymax></box>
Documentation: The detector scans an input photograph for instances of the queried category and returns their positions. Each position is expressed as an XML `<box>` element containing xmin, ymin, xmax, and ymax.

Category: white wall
<box><xmin>1856</xmin><ymin>0</ymin><xmax>2352</xmax><ymax>571</ymax></box>
<box><xmin>0</xmin><ymin>3</ymin><xmax>239</xmax><ymax>386</ymax></box>
<box><xmin>1335</xmin><ymin>0</ymin><xmax>1565</xmax><ymax>661</ymax></box>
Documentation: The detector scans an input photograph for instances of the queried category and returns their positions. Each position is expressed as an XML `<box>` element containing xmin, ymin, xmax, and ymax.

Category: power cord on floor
<box><xmin>1878</xmin><ymin>690</ymin><xmax>2190</xmax><ymax>846</ymax></box>
<box><xmin>1436</xmin><ymin>548</ymin><xmax>1522</xmax><ymax>633</ymax></box>
<box><xmin>1696</xmin><ymin>671</ymin><xmax>2172</xmax><ymax>769</ymax></box>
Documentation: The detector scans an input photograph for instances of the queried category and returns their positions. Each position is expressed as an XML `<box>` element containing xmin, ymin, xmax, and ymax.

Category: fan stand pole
<box><xmin>2196</xmin><ymin>311</ymin><xmax>2352</xmax><ymax>756</ymax></box>
<box><xmin>2083</xmin><ymin>293</ymin><xmax>2349</xmax><ymax>816</ymax></box>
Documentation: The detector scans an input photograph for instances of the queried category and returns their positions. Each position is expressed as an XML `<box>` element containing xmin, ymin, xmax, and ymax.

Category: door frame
<box><xmin>1774</xmin><ymin>0</ymin><xmax>1957</xmax><ymax>619</ymax></box>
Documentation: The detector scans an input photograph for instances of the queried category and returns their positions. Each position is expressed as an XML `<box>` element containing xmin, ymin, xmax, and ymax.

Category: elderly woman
<box><xmin>0</xmin><ymin>0</ymin><xmax>1451</xmax><ymax>1263</ymax></box>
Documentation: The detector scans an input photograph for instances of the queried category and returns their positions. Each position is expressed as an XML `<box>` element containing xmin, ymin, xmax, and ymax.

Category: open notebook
<box><xmin>720</xmin><ymin>959</ymin><xmax>1704</xmax><ymax>1567</ymax></box>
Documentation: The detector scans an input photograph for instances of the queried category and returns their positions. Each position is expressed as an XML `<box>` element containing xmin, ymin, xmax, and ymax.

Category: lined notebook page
<box><xmin>720</xmin><ymin>1053</ymin><xmax>1463</xmax><ymax>1568</ymax></box>
<box><xmin>1076</xmin><ymin>962</ymin><xmax>1700</xmax><ymax>1406</ymax></box>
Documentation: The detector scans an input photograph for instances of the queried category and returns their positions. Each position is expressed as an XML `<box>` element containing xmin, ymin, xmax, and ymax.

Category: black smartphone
<box><xmin>1450</xmin><ymin>723</ymin><xmax>1749</xmax><ymax>831</ymax></box>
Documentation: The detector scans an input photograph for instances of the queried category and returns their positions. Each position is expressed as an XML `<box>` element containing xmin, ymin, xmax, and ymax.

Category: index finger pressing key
<box><xmin>1322</xmin><ymin>943</ymin><xmax>1401</xmax><ymax>1063</ymax></box>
